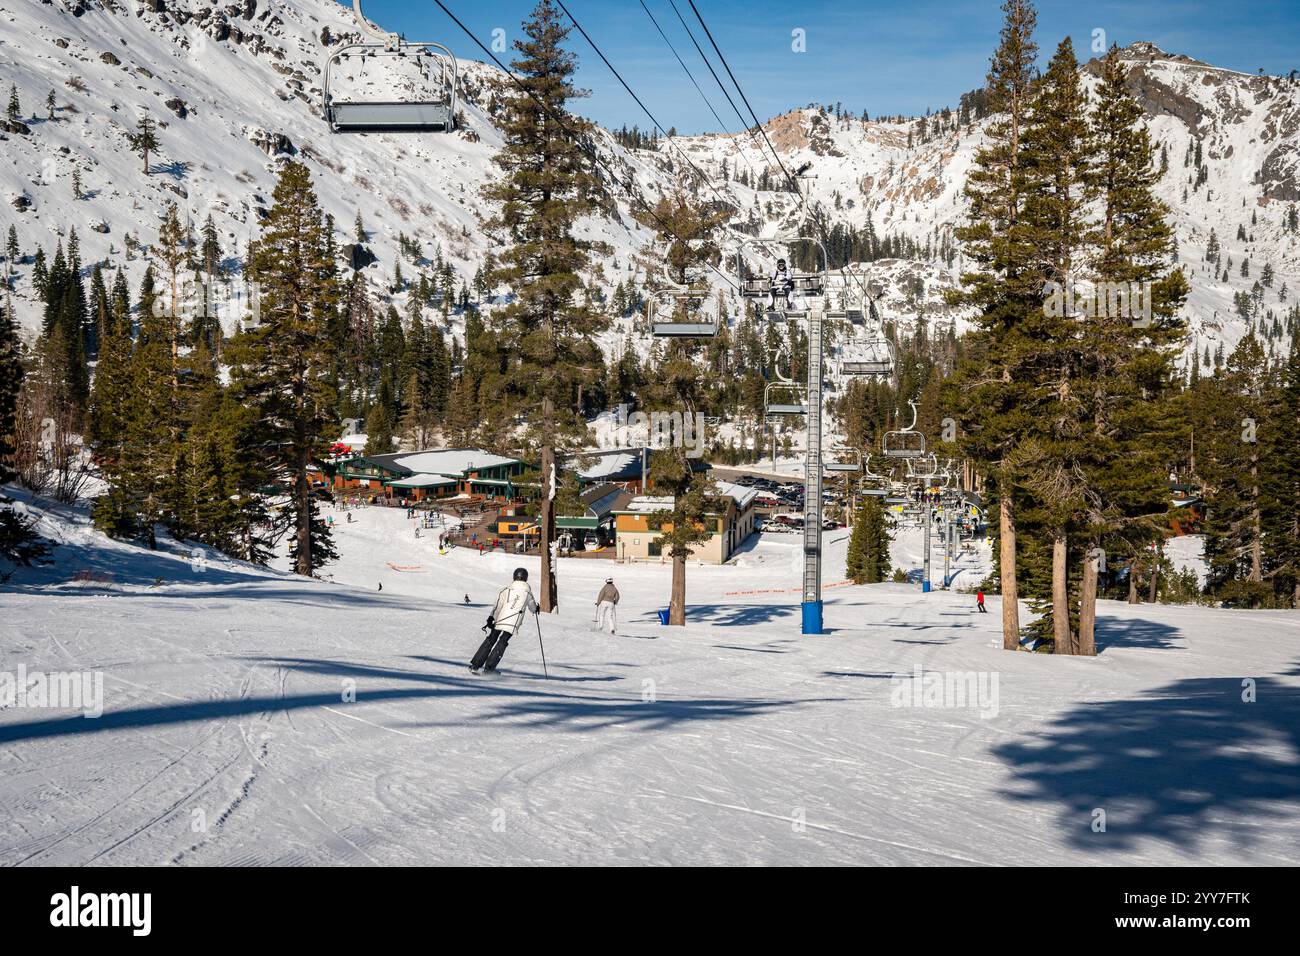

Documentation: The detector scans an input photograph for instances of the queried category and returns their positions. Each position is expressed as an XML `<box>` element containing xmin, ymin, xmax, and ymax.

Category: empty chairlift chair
<box><xmin>323</xmin><ymin>1</ymin><xmax>458</xmax><ymax>133</ymax></box>
<box><xmin>764</xmin><ymin>382</ymin><xmax>808</xmax><ymax>417</ymax></box>
<box><xmin>647</xmin><ymin>288</ymin><xmax>717</xmax><ymax>338</ymax></box>
<box><xmin>882</xmin><ymin>400</ymin><xmax>927</xmax><ymax>459</ymax></box>
<box><xmin>838</xmin><ymin>334</ymin><xmax>896</xmax><ymax>377</ymax></box>
<box><xmin>823</xmin><ymin>448</ymin><xmax>863</xmax><ymax>473</ymax></box>
<box><xmin>858</xmin><ymin>454</ymin><xmax>890</xmax><ymax>496</ymax></box>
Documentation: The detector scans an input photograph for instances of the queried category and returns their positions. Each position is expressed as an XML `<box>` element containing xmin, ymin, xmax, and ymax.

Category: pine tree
<box><xmin>128</xmin><ymin>114</ymin><xmax>161</xmax><ymax>174</ymax></box>
<box><xmin>0</xmin><ymin>292</ymin><xmax>48</xmax><ymax>566</ymax></box>
<box><xmin>846</xmin><ymin>496</ymin><xmax>892</xmax><ymax>583</ymax></box>
<box><xmin>6</xmin><ymin>85</ymin><xmax>19</xmax><ymax>123</ymax></box>
<box><xmin>0</xmin><ymin>295</ymin><xmax>23</xmax><ymax>486</ymax></box>
<box><xmin>1202</xmin><ymin>334</ymin><xmax>1269</xmax><ymax>604</ymax></box>
<box><xmin>229</xmin><ymin>161</ymin><xmax>340</xmax><ymax>576</ymax></box>
<box><xmin>1260</xmin><ymin>338</ymin><xmax>1300</xmax><ymax>606</ymax></box>
<box><xmin>482</xmin><ymin>0</ymin><xmax>605</xmax><ymax>612</ymax></box>
<box><xmin>639</xmin><ymin>192</ymin><xmax>724</xmax><ymax>624</ymax></box>
<box><xmin>1069</xmin><ymin>44</ymin><xmax>1190</xmax><ymax>653</ymax></box>
<box><xmin>951</xmin><ymin>0</ymin><xmax>1038</xmax><ymax>650</ymax></box>
<box><xmin>5</xmin><ymin>226</ymin><xmax>17</xmax><ymax>265</ymax></box>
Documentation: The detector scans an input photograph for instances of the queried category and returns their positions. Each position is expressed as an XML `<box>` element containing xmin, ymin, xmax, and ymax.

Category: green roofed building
<box><xmin>329</xmin><ymin>448</ymin><xmax>526</xmax><ymax>502</ymax></box>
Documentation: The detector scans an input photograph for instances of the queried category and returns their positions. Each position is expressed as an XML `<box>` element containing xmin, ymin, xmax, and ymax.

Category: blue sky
<box><xmin>345</xmin><ymin>0</ymin><xmax>1300</xmax><ymax>133</ymax></box>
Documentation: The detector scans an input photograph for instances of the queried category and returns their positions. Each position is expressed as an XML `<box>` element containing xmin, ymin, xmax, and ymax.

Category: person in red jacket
<box><xmin>976</xmin><ymin>590</ymin><xmax>987</xmax><ymax>613</ymax></box>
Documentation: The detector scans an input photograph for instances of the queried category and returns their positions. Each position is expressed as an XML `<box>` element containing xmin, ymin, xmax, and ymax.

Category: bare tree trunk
<box><xmin>1052</xmin><ymin>532</ymin><xmax>1072</xmax><ymax>654</ymax></box>
<box><xmin>669</xmin><ymin>551</ymin><xmax>686</xmax><ymax>625</ymax></box>
<box><xmin>1249</xmin><ymin>455</ymin><xmax>1262</xmax><ymax>582</ymax></box>
<box><xmin>999</xmin><ymin>494</ymin><xmax>1020</xmax><ymax>650</ymax></box>
<box><xmin>538</xmin><ymin>397</ymin><xmax>557</xmax><ymax>612</ymax></box>
<box><xmin>1127</xmin><ymin>560</ymin><xmax>1138</xmax><ymax>604</ymax></box>
<box><xmin>1148</xmin><ymin>543</ymin><xmax>1160</xmax><ymax>602</ymax></box>
<box><xmin>1078</xmin><ymin>546</ymin><xmax>1098</xmax><ymax>657</ymax></box>
<box><xmin>295</xmin><ymin>438</ymin><xmax>311</xmax><ymax>577</ymax></box>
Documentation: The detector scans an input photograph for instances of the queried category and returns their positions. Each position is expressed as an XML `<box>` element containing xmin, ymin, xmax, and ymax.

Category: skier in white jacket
<box><xmin>470</xmin><ymin>567</ymin><xmax>540</xmax><ymax>673</ymax></box>
<box><xmin>768</xmin><ymin>258</ymin><xmax>793</xmax><ymax>311</ymax></box>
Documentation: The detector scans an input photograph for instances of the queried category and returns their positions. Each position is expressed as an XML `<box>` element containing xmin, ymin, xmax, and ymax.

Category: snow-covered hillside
<box><xmin>0</xmin><ymin>0</ymin><xmax>661</xmax><ymax>351</ymax></box>
<box><xmin>3</xmin><ymin>491</ymin><xmax>1298</xmax><ymax>864</ymax></box>
<box><xmin>670</xmin><ymin>42</ymin><xmax>1300</xmax><ymax>361</ymax></box>
<box><xmin>2</xmin><ymin>2</ymin><xmax>1297</xmax><ymax>367</ymax></box>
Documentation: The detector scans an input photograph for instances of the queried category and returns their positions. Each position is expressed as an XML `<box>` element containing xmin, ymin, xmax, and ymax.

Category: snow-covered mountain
<box><xmin>2</xmin><ymin>1</ymin><xmax>1297</xmax><ymax>367</ymax></box>
<box><xmin>667</xmin><ymin>41</ymin><xmax>1300</xmax><ymax>361</ymax></box>
<box><xmin>0</xmin><ymin>0</ymin><xmax>663</xmax><ymax>348</ymax></box>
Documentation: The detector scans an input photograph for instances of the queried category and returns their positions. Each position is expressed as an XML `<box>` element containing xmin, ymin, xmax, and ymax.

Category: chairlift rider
<box><xmin>768</xmin><ymin>259</ymin><xmax>794</xmax><ymax>311</ymax></box>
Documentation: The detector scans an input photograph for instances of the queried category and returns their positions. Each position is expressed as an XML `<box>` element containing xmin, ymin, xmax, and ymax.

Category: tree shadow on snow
<box><xmin>0</xmin><ymin>654</ymin><xmax>816</xmax><ymax>743</ymax></box>
<box><xmin>992</xmin><ymin>673</ymin><xmax>1300</xmax><ymax>854</ymax></box>
<box><xmin>678</xmin><ymin>603</ymin><xmax>796</xmax><ymax>627</ymax></box>
<box><xmin>1095</xmin><ymin>615</ymin><xmax>1184</xmax><ymax>652</ymax></box>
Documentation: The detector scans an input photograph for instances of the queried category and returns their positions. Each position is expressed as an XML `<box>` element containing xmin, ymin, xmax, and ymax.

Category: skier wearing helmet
<box><xmin>594</xmin><ymin>577</ymin><xmax>620</xmax><ymax>635</ymax></box>
<box><xmin>470</xmin><ymin>567</ymin><xmax>539</xmax><ymax>674</ymax></box>
<box><xmin>768</xmin><ymin>258</ymin><xmax>793</xmax><ymax>311</ymax></box>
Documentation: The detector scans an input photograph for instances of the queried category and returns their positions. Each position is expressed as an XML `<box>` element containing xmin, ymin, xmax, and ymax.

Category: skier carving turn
<box><xmin>470</xmin><ymin>567</ymin><xmax>539</xmax><ymax>674</ymax></box>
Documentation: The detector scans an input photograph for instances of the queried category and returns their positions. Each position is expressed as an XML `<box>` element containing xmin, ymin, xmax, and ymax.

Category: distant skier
<box><xmin>768</xmin><ymin>258</ymin><xmax>793</xmax><ymax>311</ymax></box>
<box><xmin>470</xmin><ymin>567</ymin><xmax>539</xmax><ymax>674</ymax></box>
<box><xmin>976</xmin><ymin>590</ymin><xmax>986</xmax><ymax>613</ymax></box>
<box><xmin>594</xmin><ymin>577</ymin><xmax>620</xmax><ymax>634</ymax></box>
<box><xmin>378</xmin><ymin>582</ymin><xmax>383</xmax><ymax>592</ymax></box>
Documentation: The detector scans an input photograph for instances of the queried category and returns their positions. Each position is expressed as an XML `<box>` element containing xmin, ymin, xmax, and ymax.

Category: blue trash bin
<box><xmin>657</xmin><ymin>609</ymin><xmax>671</xmax><ymax>625</ymax></box>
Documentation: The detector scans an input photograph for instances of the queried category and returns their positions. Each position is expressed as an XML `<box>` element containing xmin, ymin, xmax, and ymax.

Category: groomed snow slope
<box><xmin>2</xmin><ymin>497</ymin><xmax>1298</xmax><ymax>865</ymax></box>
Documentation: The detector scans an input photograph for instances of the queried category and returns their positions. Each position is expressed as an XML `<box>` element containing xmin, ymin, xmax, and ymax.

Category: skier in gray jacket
<box><xmin>470</xmin><ymin>567</ymin><xmax>540</xmax><ymax>673</ymax></box>
<box><xmin>595</xmin><ymin>577</ymin><xmax>620</xmax><ymax>634</ymax></box>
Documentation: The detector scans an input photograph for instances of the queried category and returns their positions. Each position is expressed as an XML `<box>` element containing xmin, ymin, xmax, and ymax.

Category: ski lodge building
<box><xmin>326</xmin><ymin>448</ymin><xmax>526</xmax><ymax>502</ymax></box>
<box><xmin>613</xmin><ymin>480</ymin><xmax>759</xmax><ymax>565</ymax></box>
<box><xmin>569</xmin><ymin>446</ymin><xmax>711</xmax><ymax>493</ymax></box>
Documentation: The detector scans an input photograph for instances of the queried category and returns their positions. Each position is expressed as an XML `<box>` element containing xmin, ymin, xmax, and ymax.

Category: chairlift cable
<box><xmin>684</xmin><ymin>0</ymin><xmax>806</xmax><ymax>208</ymax></box>
<box><xmin>636</xmin><ymin>0</ymin><xmax>758</xmax><ymax>181</ymax></box>
<box><xmin>665</xmin><ymin>0</ymin><xmax>779</xmax><ymax>183</ymax></box>
<box><xmin>552</xmin><ymin>0</ymin><xmax>734</xmax><ymax>211</ymax></box>
<box><xmin>429</xmin><ymin>0</ymin><xmax>740</xmax><ymax>294</ymax></box>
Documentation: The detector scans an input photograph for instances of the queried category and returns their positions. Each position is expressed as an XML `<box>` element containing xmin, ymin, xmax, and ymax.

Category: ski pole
<box><xmin>533</xmin><ymin>610</ymin><xmax>549</xmax><ymax>679</ymax></box>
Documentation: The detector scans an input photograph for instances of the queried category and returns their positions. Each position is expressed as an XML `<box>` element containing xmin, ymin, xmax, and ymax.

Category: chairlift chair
<box><xmin>735</xmin><ymin>236</ymin><xmax>828</xmax><ymax>315</ymax></box>
<box><xmin>764</xmin><ymin>382</ymin><xmax>807</xmax><ymax>417</ymax></box>
<box><xmin>823</xmin><ymin>447</ymin><xmax>863</xmax><ymax>473</ymax></box>
<box><xmin>838</xmin><ymin>334</ymin><xmax>896</xmax><ymax>377</ymax></box>
<box><xmin>646</xmin><ymin>287</ymin><xmax>716</xmax><ymax>338</ymax></box>
<box><xmin>882</xmin><ymin>400</ymin><xmax>926</xmax><ymax>458</ymax></box>
<box><xmin>323</xmin><ymin>1</ymin><xmax>458</xmax><ymax>133</ymax></box>
<box><xmin>906</xmin><ymin>453</ymin><xmax>939</xmax><ymax>480</ymax></box>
